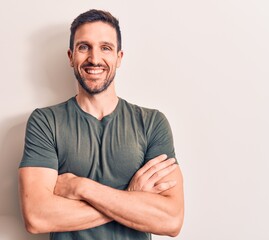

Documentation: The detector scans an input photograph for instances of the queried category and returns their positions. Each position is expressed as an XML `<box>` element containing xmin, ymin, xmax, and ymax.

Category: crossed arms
<box><xmin>19</xmin><ymin>154</ymin><xmax>184</xmax><ymax>237</ymax></box>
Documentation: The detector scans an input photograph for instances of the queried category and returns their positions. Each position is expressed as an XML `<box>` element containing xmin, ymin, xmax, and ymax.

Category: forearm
<box><xmin>76</xmin><ymin>178</ymin><xmax>182</xmax><ymax>236</ymax></box>
<box><xmin>53</xmin><ymin>159</ymin><xmax>184</xmax><ymax>236</ymax></box>
<box><xmin>19</xmin><ymin>167</ymin><xmax>112</xmax><ymax>234</ymax></box>
<box><xmin>22</xmin><ymin>193</ymin><xmax>111</xmax><ymax>233</ymax></box>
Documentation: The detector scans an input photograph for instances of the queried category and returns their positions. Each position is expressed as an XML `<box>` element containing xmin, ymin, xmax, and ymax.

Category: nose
<box><xmin>87</xmin><ymin>48</ymin><xmax>100</xmax><ymax>65</ymax></box>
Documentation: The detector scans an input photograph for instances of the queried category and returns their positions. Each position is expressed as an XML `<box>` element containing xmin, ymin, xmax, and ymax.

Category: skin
<box><xmin>69</xmin><ymin>22</ymin><xmax>123</xmax><ymax>96</ymax></box>
<box><xmin>67</xmin><ymin>21</ymin><xmax>123</xmax><ymax>119</ymax></box>
<box><xmin>54</xmin><ymin>156</ymin><xmax>184</xmax><ymax>236</ymax></box>
<box><xmin>19</xmin><ymin>155</ymin><xmax>178</xmax><ymax>233</ymax></box>
<box><xmin>19</xmin><ymin>21</ymin><xmax>184</xmax><ymax>236</ymax></box>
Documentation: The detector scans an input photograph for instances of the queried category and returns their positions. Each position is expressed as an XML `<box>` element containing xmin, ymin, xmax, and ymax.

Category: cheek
<box><xmin>73</xmin><ymin>61</ymin><xmax>82</xmax><ymax>72</ymax></box>
<box><xmin>72</xmin><ymin>54</ymin><xmax>85</xmax><ymax>67</ymax></box>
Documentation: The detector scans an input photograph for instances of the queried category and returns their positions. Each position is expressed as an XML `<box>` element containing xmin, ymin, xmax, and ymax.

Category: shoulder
<box><xmin>29</xmin><ymin>97</ymin><xmax>75</xmax><ymax>122</ymax></box>
<box><xmin>26</xmin><ymin>97</ymin><xmax>76</xmax><ymax>135</ymax></box>
<box><xmin>120</xmin><ymin>99</ymin><xmax>176</xmax><ymax>161</ymax></box>
<box><xmin>120</xmin><ymin>98</ymin><xmax>170</xmax><ymax>134</ymax></box>
<box><xmin>120</xmin><ymin>98</ymin><xmax>165</xmax><ymax>121</ymax></box>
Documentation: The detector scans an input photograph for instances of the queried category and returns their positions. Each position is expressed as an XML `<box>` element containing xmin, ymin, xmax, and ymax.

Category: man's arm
<box><xmin>18</xmin><ymin>167</ymin><xmax>112</xmax><ymax>234</ymax></box>
<box><xmin>54</xmin><ymin>156</ymin><xmax>184</xmax><ymax>237</ymax></box>
<box><xmin>19</xmin><ymin>155</ymin><xmax>177</xmax><ymax>234</ymax></box>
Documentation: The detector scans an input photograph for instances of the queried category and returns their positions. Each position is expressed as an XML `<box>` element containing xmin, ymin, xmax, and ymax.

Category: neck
<box><xmin>76</xmin><ymin>83</ymin><xmax>118</xmax><ymax>120</ymax></box>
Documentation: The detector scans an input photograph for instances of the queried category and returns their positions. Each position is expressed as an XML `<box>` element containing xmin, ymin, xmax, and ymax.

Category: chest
<box><xmin>56</xmin><ymin>117</ymin><xmax>147</xmax><ymax>189</ymax></box>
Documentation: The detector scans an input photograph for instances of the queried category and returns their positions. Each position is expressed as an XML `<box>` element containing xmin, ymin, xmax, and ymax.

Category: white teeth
<box><xmin>85</xmin><ymin>69</ymin><xmax>104</xmax><ymax>74</ymax></box>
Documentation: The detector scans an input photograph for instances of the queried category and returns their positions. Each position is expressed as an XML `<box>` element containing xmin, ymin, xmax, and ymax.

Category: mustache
<box><xmin>81</xmin><ymin>62</ymin><xmax>106</xmax><ymax>68</ymax></box>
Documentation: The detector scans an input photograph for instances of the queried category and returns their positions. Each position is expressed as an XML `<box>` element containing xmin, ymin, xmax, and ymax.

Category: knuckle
<box><xmin>147</xmin><ymin>158</ymin><xmax>157</xmax><ymax>166</ymax></box>
<box><xmin>156</xmin><ymin>184</ymin><xmax>166</xmax><ymax>191</ymax></box>
<box><xmin>141</xmin><ymin>186</ymin><xmax>147</xmax><ymax>191</ymax></box>
<box><xmin>137</xmin><ymin>180</ymin><xmax>144</xmax><ymax>189</ymax></box>
<box><xmin>134</xmin><ymin>170</ymin><xmax>142</xmax><ymax>178</ymax></box>
<box><xmin>152</xmin><ymin>172</ymin><xmax>160</xmax><ymax>178</ymax></box>
<box><xmin>151</xmin><ymin>165</ymin><xmax>158</xmax><ymax>172</ymax></box>
<box><xmin>169</xmin><ymin>164</ymin><xmax>177</xmax><ymax>171</ymax></box>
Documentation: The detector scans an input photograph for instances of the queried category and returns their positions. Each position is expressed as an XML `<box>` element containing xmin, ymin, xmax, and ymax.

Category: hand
<box><xmin>54</xmin><ymin>172</ymin><xmax>82</xmax><ymax>200</ymax></box>
<box><xmin>127</xmin><ymin>154</ymin><xmax>177</xmax><ymax>193</ymax></box>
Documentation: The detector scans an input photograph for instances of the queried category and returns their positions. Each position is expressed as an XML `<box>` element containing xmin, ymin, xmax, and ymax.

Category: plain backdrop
<box><xmin>0</xmin><ymin>0</ymin><xmax>269</xmax><ymax>239</ymax></box>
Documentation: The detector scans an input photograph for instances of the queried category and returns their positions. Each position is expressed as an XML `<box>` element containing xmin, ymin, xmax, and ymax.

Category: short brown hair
<box><xmin>69</xmin><ymin>9</ymin><xmax>122</xmax><ymax>52</ymax></box>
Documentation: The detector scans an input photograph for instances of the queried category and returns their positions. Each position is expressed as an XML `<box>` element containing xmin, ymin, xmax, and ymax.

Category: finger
<box><xmin>136</xmin><ymin>158</ymin><xmax>176</xmax><ymax>190</ymax></box>
<box><xmin>147</xmin><ymin>163</ymin><xmax>177</xmax><ymax>185</ymax></box>
<box><xmin>143</xmin><ymin>158</ymin><xmax>176</xmax><ymax>181</ymax></box>
<box><xmin>135</xmin><ymin>154</ymin><xmax>168</xmax><ymax>176</ymax></box>
<box><xmin>152</xmin><ymin>180</ymin><xmax>177</xmax><ymax>193</ymax></box>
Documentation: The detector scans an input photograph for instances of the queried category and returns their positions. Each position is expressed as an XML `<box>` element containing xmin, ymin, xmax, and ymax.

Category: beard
<box><xmin>74</xmin><ymin>67</ymin><xmax>116</xmax><ymax>95</ymax></box>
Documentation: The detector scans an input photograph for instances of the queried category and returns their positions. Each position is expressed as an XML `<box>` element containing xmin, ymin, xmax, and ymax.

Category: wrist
<box><xmin>74</xmin><ymin>177</ymin><xmax>93</xmax><ymax>200</ymax></box>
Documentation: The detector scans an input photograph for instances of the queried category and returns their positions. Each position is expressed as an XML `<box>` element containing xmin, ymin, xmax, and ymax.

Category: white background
<box><xmin>0</xmin><ymin>0</ymin><xmax>269</xmax><ymax>239</ymax></box>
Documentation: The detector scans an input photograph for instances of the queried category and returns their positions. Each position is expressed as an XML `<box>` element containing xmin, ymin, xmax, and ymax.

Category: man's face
<box><xmin>68</xmin><ymin>21</ymin><xmax>123</xmax><ymax>95</ymax></box>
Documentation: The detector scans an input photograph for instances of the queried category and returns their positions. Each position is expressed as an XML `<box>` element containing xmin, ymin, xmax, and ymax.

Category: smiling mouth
<box><xmin>84</xmin><ymin>68</ymin><xmax>105</xmax><ymax>74</ymax></box>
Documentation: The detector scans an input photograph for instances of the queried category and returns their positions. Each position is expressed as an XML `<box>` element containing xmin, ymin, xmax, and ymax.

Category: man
<box><xmin>19</xmin><ymin>9</ymin><xmax>184</xmax><ymax>240</ymax></box>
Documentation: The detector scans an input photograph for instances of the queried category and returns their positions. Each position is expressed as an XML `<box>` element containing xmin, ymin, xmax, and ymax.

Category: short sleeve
<box><xmin>19</xmin><ymin>109</ymin><xmax>58</xmax><ymax>170</ymax></box>
<box><xmin>144</xmin><ymin>111</ymin><xmax>177</xmax><ymax>163</ymax></box>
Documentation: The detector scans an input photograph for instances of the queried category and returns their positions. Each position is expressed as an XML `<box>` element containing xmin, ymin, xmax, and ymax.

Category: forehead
<box><xmin>74</xmin><ymin>21</ymin><xmax>117</xmax><ymax>44</ymax></box>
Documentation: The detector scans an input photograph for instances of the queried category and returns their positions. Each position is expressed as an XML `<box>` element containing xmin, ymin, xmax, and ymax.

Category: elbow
<box><xmin>161</xmin><ymin>209</ymin><xmax>184</xmax><ymax>237</ymax></box>
<box><xmin>22</xmin><ymin>213</ymin><xmax>50</xmax><ymax>234</ymax></box>
<box><xmin>25</xmin><ymin>223</ymin><xmax>40</xmax><ymax>234</ymax></box>
<box><xmin>25</xmin><ymin>221</ymin><xmax>49</xmax><ymax>234</ymax></box>
<box><xmin>167</xmin><ymin>199</ymin><xmax>185</xmax><ymax>237</ymax></box>
<box><xmin>167</xmin><ymin>225</ymin><xmax>182</xmax><ymax>238</ymax></box>
<box><xmin>153</xmin><ymin>219</ymin><xmax>182</xmax><ymax>237</ymax></box>
<box><xmin>166</xmin><ymin>217</ymin><xmax>184</xmax><ymax>237</ymax></box>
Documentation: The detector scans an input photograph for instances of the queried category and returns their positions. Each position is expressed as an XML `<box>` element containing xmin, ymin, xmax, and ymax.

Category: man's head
<box><xmin>68</xmin><ymin>9</ymin><xmax>123</xmax><ymax>95</ymax></box>
<box><xmin>69</xmin><ymin>9</ymin><xmax>122</xmax><ymax>52</ymax></box>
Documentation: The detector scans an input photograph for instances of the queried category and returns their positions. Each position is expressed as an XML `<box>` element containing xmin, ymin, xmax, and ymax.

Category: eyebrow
<box><xmin>75</xmin><ymin>41</ymin><xmax>89</xmax><ymax>47</ymax></box>
<box><xmin>75</xmin><ymin>41</ymin><xmax>115</xmax><ymax>49</ymax></box>
<box><xmin>100</xmin><ymin>41</ymin><xmax>115</xmax><ymax>48</ymax></box>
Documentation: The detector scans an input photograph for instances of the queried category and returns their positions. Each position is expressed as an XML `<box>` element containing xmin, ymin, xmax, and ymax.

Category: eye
<box><xmin>101</xmin><ymin>46</ymin><xmax>111</xmax><ymax>51</ymax></box>
<box><xmin>78</xmin><ymin>44</ymin><xmax>89</xmax><ymax>52</ymax></box>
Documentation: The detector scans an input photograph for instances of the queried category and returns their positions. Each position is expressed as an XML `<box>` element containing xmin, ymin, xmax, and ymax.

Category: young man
<box><xmin>19</xmin><ymin>9</ymin><xmax>184</xmax><ymax>240</ymax></box>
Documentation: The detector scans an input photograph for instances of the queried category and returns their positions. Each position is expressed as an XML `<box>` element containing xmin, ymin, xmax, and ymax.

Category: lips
<box><xmin>84</xmin><ymin>68</ymin><xmax>104</xmax><ymax>74</ymax></box>
<box><xmin>82</xmin><ymin>66</ymin><xmax>107</xmax><ymax>76</ymax></box>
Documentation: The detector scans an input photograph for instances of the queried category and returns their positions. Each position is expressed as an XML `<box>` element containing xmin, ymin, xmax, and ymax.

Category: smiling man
<box><xmin>19</xmin><ymin>9</ymin><xmax>184</xmax><ymax>240</ymax></box>
<box><xmin>71</xmin><ymin>21</ymin><xmax>121</xmax><ymax>96</ymax></box>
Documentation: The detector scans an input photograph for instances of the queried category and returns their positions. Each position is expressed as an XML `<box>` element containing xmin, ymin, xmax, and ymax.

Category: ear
<box><xmin>67</xmin><ymin>49</ymin><xmax>74</xmax><ymax>67</ymax></box>
<box><xmin>116</xmin><ymin>50</ymin><xmax>124</xmax><ymax>68</ymax></box>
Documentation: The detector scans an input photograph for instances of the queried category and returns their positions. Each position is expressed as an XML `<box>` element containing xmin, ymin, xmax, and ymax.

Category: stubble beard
<box><xmin>74</xmin><ymin>68</ymin><xmax>116</xmax><ymax>95</ymax></box>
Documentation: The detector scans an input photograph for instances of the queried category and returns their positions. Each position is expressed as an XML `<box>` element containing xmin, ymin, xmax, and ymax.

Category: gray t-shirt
<box><xmin>20</xmin><ymin>97</ymin><xmax>176</xmax><ymax>240</ymax></box>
